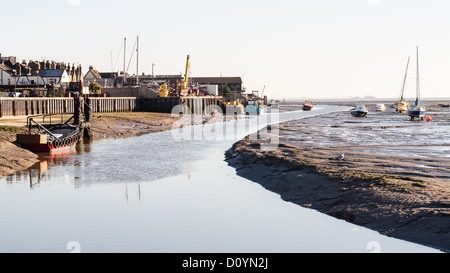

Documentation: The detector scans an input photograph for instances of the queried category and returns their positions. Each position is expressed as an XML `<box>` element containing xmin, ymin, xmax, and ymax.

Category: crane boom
<box><xmin>183</xmin><ymin>55</ymin><xmax>190</xmax><ymax>89</ymax></box>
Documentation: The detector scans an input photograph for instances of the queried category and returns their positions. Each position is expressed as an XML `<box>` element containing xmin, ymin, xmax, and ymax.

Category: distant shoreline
<box><xmin>279</xmin><ymin>97</ymin><xmax>450</xmax><ymax>102</ymax></box>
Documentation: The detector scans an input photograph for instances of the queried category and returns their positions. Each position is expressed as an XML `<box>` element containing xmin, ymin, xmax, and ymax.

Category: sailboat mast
<box><xmin>416</xmin><ymin>46</ymin><xmax>420</xmax><ymax>105</ymax></box>
<box><xmin>400</xmin><ymin>56</ymin><xmax>410</xmax><ymax>100</ymax></box>
<box><xmin>123</xmin><ymin>38</ymin><xmax>127</xmax><ymax>82</ymax></box>
<box><xmin>136</xmin><ymin>36</ymin><xmax>139</xmax><ymax>85</ymax></box>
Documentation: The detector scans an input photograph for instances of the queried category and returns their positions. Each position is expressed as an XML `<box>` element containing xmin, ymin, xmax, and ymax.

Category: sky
<box><xmin>2</xmin><ymin>0</ymin><xmax>450</xmax><ymax>99</ymax></box>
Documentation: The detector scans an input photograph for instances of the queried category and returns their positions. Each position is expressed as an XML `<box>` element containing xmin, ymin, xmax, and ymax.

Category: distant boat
<box><xmin>268</xmin><ymin>99</ymin><xmax>279</xmax><ymax>109</ymax></box>
<box><xmin>407</xmin><ymin>46</ymin><xmax>426</xmax><ymax>120</ymax></box>
<box><xmin>375</xmin><ymin>104</ymin><xmax>386</xmax><ymax>112</ymax></box>
<box><xmin>351</xmin><ymin>104</ymin><xmax>368</xmax><ymax>117</ymax></box>
<box><xmin>395</xmin><ymin>57</ymin><xmax>411</xmax><ymax>113</ymax></box>
<box><xmin>302</xmin><ymin>99</ymin><xmax>313</xmax><ymax>111</ymax></box>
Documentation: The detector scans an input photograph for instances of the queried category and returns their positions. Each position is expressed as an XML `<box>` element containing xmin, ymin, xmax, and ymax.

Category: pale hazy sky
<box><xmin>2</xmin><ymin>0</ymin><xmax>450</xmax><ymax>99</ymax></box>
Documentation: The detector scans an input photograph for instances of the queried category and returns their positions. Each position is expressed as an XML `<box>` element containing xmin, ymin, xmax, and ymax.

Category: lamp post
<box><xmin>152</xmin><ymin>63</ymin><xmax>155</xmax><ymax>80</ymax></box>
<box><xmin>36</xmin><ymin>70</ymin><xmax>39</xmax><ymax>97</ymax></box>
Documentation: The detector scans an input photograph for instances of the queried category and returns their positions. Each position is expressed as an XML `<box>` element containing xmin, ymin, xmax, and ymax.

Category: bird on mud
<box><xmin>336</xmin><ymin>154</ymin><xmax>345</xmax><ymax>161</ymax></box>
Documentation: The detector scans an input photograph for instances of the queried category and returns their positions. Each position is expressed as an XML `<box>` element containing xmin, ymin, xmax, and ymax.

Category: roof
<box><xmin>38</xmin><ymin>69</ymin><xmax>66</xmax><ymax>77</ymax></box>
<box><xmin>191</xmin><ymin>77</ymin><xmax>242</xmax><ymax>84</ymax></box>
<box><xmin>99</xmin><ymin>72</ymin><xmax>118</xmax><ymax>79</ymax></box>
<box><xmin>0</xmin><ymin>63</ymin><xmax>14</xmax><ymax>73</ymax></box>
<box><xmin>85</xmin><ymin>69</ymin><xmax>101</xmax><ymax>79</ymax></box>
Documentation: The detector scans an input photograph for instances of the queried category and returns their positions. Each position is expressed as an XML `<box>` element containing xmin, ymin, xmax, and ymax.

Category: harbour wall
<box><xmin>0</xmin><ymin>96</ymin><xmax>224</xmax><ymax>118</ymax></box>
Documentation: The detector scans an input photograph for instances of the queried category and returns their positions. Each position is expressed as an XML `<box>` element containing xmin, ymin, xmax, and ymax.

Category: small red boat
<box><xmin>302</xmin><ymin>100</ymin><xmax>313</xmax><ymax>111</ymax></box>
<box><xmin>16</xmin><ymin>115</ymin><xmax>82</xmax><ymax>153</ymax></box>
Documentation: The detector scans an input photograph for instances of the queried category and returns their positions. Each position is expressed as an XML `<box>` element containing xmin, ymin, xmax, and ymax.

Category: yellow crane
<box><xmin>159</xmin><ymin>54</ymin><xmax>191</xmax><ymax>97</ymax></box>
<box><xmin>179</xmin><ymin>55</ymin><xmax>190</xmax><ymax>96</ymax></box>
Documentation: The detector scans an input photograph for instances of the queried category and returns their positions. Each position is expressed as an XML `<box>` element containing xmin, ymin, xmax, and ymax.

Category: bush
<box><xmin>219</xmin><ymin>84</ymin><xmax>231</xmax><ymax>97</ymax></box>
<box><xmin>89</xmin><ymin>82</ymin><xmax>102</xmax><ymax>95</ymax></box>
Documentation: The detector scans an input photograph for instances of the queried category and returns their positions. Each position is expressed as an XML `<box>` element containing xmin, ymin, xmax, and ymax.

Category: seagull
<box><xmin>336</xmin><ymin>154</ymin><xmax>345</xmax><ymax>161</ymax></box>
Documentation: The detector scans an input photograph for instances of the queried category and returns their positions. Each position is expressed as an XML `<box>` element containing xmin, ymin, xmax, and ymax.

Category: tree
<box><xmin>89</xmin><ymin>82</ymin><xmax>102</xmax><ymax>95</ymax></box>
<box><xmin>219</xmin><ymin>84</ymin><xmax>231</xmax><ymax>97</ymax></box>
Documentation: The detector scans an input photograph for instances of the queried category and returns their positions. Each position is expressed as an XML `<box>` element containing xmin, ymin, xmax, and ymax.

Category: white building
<box><xmin>0</xmin><ymin>67</ymin><xmax>70</xmax><ymax>87</ymax></box>
<box><xmin>0</xmin><ymin>63</ymin><xmax>14</xmax><ymax>85</ymax></box>
<box><xmin>35</xmin><ymin>69</ymin><xmax>70</xmax><ymax>86</ymax></box>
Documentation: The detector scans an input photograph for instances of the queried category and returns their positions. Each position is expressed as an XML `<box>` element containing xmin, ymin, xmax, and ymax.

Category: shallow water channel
<box><xmin>0</xmin><ymin>105</ymin><xmax>440</xmax><ymax>253</ymax></box>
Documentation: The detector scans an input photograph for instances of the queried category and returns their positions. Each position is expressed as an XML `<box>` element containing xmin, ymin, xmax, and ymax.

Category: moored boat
<box><xmin>350</xmin><ymin>104</ymin><xmax>368</xmax><ymax>117</ymax></box>
<box><xmin>302</xmin><ymin>99</ymin><xmax>313</xmax><ymax>111</ymax></box>
<box><xmin>395</xmin><ymin>56</ymin><xmax>411</xmax><ymax>113</ymax></box>
<box><xmin>395</xmin><ymin>100</ymin><xmax>410</xmax><ymax>113</ymax></box>
<box><xmin>16</xmin><ymin>116</ymin><xmax>82</xmax><ymax>153</ymax></box>
<box><xmin>407</xmin><ymin>104</ymin><xmax>426</xmax><ymax>120</ymax></box>
<box><xmin>407</xmin><ymin>46</ymin><xmax>426</xmax><ymax>120</ymax></box>
<box><xmin>375</xmin><ymin>104</ymin><xmax>386</xmax><ymax>112</ymax></box>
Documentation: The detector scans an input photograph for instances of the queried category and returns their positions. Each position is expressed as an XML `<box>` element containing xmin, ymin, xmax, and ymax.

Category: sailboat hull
<box><xmin>395</xmin><ymin>101</ymin><xmax>410</xmax><ymax>113</ymax></box>
<box><xmin>407</xmin><ymin>106</ymin><xmax>426</xmax><ymax>119</ymax></box>
<box><xmin>407</xmin><ymin>110</ymin><xmax>425</xmax><ymax>118</ymax></box>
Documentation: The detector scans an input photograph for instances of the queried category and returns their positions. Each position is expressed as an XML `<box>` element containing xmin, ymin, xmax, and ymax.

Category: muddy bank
<box><xmin>87</xmin><ymin>112</ymin><xmax>180</xmax><ymax>139</ymax></box>
<box><xmin>225</xmin><ymin>109</ymin><xmax>450</xmax><ymax>252</ymax></box>
<box><xmin>0</xmin><ymin>140</ymin><xmax>40</xmax><ymax>179</ymax></box>
<box><xmin>0</xmin><ymin>112</ymin><xmax>183</xmax><ymax>179</ymax></box>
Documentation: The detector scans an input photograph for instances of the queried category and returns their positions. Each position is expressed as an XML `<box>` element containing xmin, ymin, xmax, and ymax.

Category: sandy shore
<box><xmin>225</xmin><ymin>105</ymin><xmax>450</xmax><ymax>252</ymax></box>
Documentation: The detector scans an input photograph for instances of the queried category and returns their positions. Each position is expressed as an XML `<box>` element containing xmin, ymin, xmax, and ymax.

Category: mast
<box><xmin>416</xmin><ymin>46</ymin><xmax>420</xmax><ymax>106</ymax></box>
<box><xmin>400</xmin><ymin>56</ymin><xmax>410</xmax><ymax>101</ymax></box>
<box><xmin>123</xmin><ymin>38</ymin><xmax>127</xmax><ymax>83</ymax></box>
<box><xmin>110</xmin><ymin>49</ymin><xmax>113</xmax><ymax>71</ymax></box>
<box><xmin>136</xmin><ymin>35</ymin><xmax>139</xmax><ymax>85</ymax></box>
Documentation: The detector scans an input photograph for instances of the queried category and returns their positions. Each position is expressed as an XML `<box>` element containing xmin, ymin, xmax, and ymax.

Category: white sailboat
<box><xmin>407</xmin><ymin>46</ymin><xmax>426</xmax><ymax>120</ymax></box>
<box><xmin>395</xmin><ymin>56</ymin><xmax>411</xmax><ymax>113</ymax></box>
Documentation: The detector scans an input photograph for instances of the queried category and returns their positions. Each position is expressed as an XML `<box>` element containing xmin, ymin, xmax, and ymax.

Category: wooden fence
<box><xmin>0</xmin><ymin>96</ymin><xmax>223</xmax><ymax>118</ymax></box>
<box><xmin>0</xmin><ymin>97</ymin><xmax>137</xmax><ymax>118</ymax></box>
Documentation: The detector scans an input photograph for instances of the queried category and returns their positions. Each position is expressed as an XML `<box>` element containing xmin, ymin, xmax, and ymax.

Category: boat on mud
<box><xmin>407</xmin><ymin>46</ymin><xmax>426</xmax><ymax>120</ymax></box>
<box><xmin>395</xmin><ymin>56</ymin><xmax>411</xmax><ymax>113</ymax></box>
<box><xmin>350</xmin><ymin>104</ymin><xmax>368</xmax><ymax>117</ymax></box>
<box><xmin>16</xmin><ymin>114</ymin><xmax>82</xmax><ymax>153</ymax></box>
<box><xmin>376</xmin><ymin>104</ymin><xmax>386</xmax><ymax>112</ymax></box>
<box><xmin>302</xmin><ymin>100</ymin><xmax>313</xmax><ymax>111</ymax></box>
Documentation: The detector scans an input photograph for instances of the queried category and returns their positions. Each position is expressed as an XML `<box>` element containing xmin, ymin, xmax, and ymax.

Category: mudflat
<box><xmin>226</xmin><ymin>103</ymin><xmax>450</xmax><ymax>252</ymax></box>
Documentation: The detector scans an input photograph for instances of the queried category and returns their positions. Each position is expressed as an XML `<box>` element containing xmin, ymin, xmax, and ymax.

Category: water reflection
<box><xmin>5</xmin><ymin>140</ymin><xmax>93</xmax><ymax>188</ymax></box>
<box><xmin>125</xmin><ymin>184</ymin><xmax>142</xmax><ymax>202</ymax></box>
